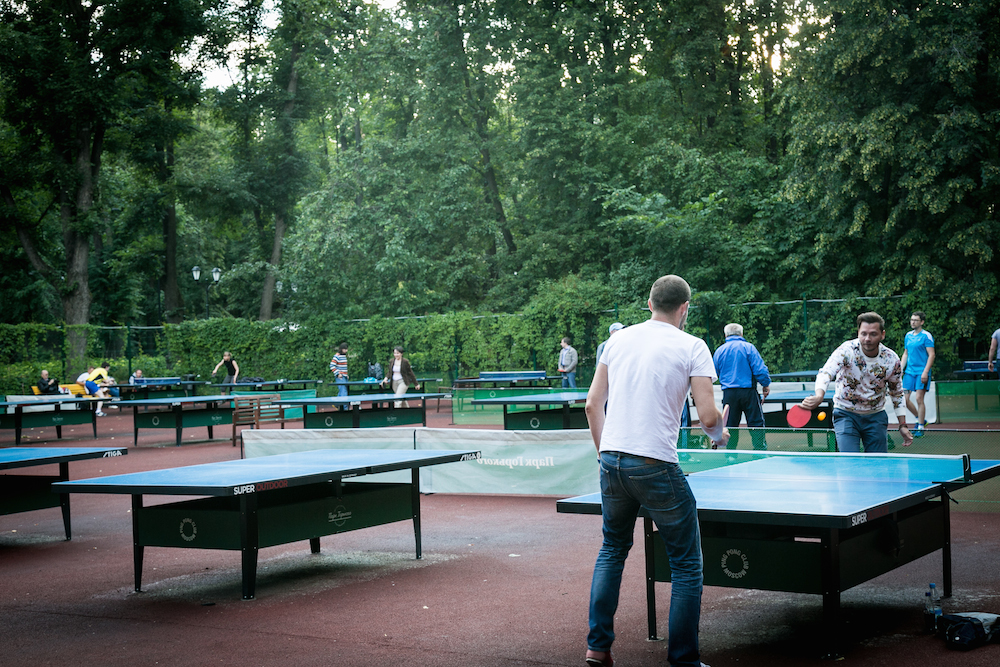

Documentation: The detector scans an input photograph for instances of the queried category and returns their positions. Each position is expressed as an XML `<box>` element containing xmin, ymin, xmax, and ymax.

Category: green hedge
<box><xmin>0</xmin><ymin>286</ymin><xmax>978</xmax><ymax>395</ymax></box>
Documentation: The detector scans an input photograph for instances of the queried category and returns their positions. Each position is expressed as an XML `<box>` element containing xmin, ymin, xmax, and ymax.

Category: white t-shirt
<box><xmin>599</xmin><ymin>319</ymin><xmax>717</xmax><ymax>462</ymax></box>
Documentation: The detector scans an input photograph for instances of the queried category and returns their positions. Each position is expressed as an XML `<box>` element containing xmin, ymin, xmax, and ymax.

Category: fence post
<box><xmin>802</xmin><ymin>294</ymin><xmax>808</xmax><ymax>333</ymax></box>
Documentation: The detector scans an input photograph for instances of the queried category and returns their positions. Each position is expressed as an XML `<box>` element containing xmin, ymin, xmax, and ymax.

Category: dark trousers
<box><xmin>722</xmin><ymin>387</ymin><xmax>767</xmax><ymax>450</ymax></box>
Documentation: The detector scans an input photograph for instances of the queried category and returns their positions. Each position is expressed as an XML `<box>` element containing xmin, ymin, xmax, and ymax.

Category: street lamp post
<box><xmin>192</xmin><ymin>266</ymin><xmax>222</xmax><ymax>319</ymax></box>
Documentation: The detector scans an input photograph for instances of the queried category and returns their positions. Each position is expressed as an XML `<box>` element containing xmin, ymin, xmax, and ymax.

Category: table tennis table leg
<box><xmin>174</xmin><ymin>405</ymin><xmax>183</xmax><ymax>447</ymax></box>
<box><xmin>55</xmin><ymin>404</ymin><xmax>63</xmax><ymax>440</ymax></box>
<box><xmin>90</xmin><ymin>403</ymin><xmax>97</xmax><ymax>439</ymax></box>
<box><xmin>132</xmin><ymin>495</ymin><xmax>144</xmax><ymax>592</ymax></box>
<box><xmin>820</xmin><ymin>527</ymin><xmax>842</xmax><ymax>659</ymax></box>
<box><xmin>58</xmin><ymin>462</ymin><xmax>72</xmax><ymax>540</ymax></box>
<box><xmin>15</xmin><ymin>406</ymin><xmax>23</xmax><ymax>445</ymax></box>
<box><xmin>643</xmin><ymin>517</ymin><xmax>661</xmax><ymax>641</ymax></box>
<box><xmin>942</xmin><ymin>495</ymin><xmax>952</xmax><ymax>597</ymax></box>
<box><xmin>309</xmin><ymin>538</ymin><xmax>321</xmax><ymax>554</ymax></box>
<box><xmin>240</xmin><ymin>493</ymin><xmax>259</xmax><ymax>600</ymax></box>
<box><xmin>412</xmin><ymin>468</ymin><xmax>422</xmax><ymax>560</ymax></box>
<box><xmin>133</xmin><ymin>406</ymin><xmax>140</xmax><ymax>446</ymax></box>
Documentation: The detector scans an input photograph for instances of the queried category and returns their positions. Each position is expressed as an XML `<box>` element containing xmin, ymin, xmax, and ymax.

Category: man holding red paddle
<box><xmin>800</xmin><ymin>312</ymin><xmax>913</xmax><ymax>452</ymax></box>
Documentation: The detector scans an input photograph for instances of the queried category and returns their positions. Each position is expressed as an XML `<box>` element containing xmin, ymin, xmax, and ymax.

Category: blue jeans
<box><xmin>589</xmin><ymin>451</ymin><xmax>703</xmax><ymax>666</ymax></box>
<box><xmin>335</xmin><ymin>376</ymin><xmax>349</xmax><ymax>410</ymax></box>
<box><xmin>832</xmin><ymin>408</ymin><xmax>888</xmax><ymax>452</ymax></box>
<box><xmin>722</xmin><ymin>387</ymin><xmax>767</xmax><ymax>451</ymax></box>
<box><xmin>561</xmin><ymin>371</ymin><xmax>577</xmax><ymax>388</ymax></box>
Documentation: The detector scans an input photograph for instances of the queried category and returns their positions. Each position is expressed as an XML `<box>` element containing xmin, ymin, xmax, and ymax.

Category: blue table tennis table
<box><xmin>281</xmin><ymin>393</ymin><xmax>447</xmax><ymax>429</ymax></box>
<box><xmin>126</xmin><ymin>395</ymin><xmax>235</xmax><ymax>446</ymax></box>
<box><xmin>119</xmin><ymin>379</ymin><xmax>211</xmax><ymax>400</ymax></box>
<box><xmin>470</xmin><ymin>391</ymin><xmax>589</xmax><ymax>429</ymax></box>
<box><xmin>53</xmin><ymin>448</ymin><xmax>479</xmax><ymax>599</ymax></box>
<box><xmin>1</xmin><ymin>446</ymin><xmax>127</xmax><ymax>539</ymax></box>
<box><xmin>557</xmin><ymin>451</ymin><xmax>1000</xmax><ymax>655</ymax></box>
<box><xmin>454</xmin><ymin>371</ymin><xmax>562</xmax><ymax>388</ymax></box>
<box><xmin>212</xmin><ymin>379</ymin><xmax>322</xmax><ymax>392</ymax></box>
<box><xmin>1</xmin><ymin>396</ymin><xmax>99</xmax><ymax>445</ymax></box>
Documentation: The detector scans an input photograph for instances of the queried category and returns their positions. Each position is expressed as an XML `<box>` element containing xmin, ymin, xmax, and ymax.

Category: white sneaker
<box><xmin>96</xmin><ymin>411</ymin><xmax>107</xmax><ymax>417</ymax></box>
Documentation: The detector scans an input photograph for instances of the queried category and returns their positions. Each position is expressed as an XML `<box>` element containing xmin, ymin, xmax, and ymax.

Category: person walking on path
<box><xmin>713</xmin><ymin>323</ymin><xmax>771</xmax><ymax>451</ymax></box>
<box><xmin>381</xmin><ymin>346</ymin><xmax>418</xmax><ymax>408</ymax></box>
<box><xmin>900</xmin><ymin>311</ymin><xmax>935</xmax><ymax>436</ymax></box>
<box><xmin>801</xmin><ymin>312</ymin><xmax>912</xmax><ymax>452</ymax></box>
<box><xmin>558</xmin><ymin>337</ymin><xmax>578</xmax><ymax>388</ymax></box>
<box><xmin>330</xmin><ymin>343</ymin><xmax>350</xmax><ymax>410</ymax></box>
<box><xmin>584</xmin><ymin>274</ymin><xmax>729</xmax><ymax>667</ymax></box>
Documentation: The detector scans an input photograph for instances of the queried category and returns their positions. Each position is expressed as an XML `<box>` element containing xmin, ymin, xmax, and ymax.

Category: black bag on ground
<box><xmin>937</xmin><ymin>613</ymin><xmax>1000</xmax><ymax>650</ymax></box>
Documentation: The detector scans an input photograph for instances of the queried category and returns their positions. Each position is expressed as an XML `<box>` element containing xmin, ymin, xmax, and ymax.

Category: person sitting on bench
<box><xmin>37</xmin><ymin>370</ymin><xmax>62</xmax><ymax>395</ymax></box>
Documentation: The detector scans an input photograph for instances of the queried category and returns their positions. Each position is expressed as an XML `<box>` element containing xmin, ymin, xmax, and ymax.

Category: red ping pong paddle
<box><xmin>787</xmin><ymin>404</ymin><xmax>812</xmax><ymax>428</ymax></box>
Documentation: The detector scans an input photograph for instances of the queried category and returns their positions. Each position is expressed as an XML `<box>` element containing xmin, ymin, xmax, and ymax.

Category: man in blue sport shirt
<box><xmin>713</xmin><ymin>323</ymin><xmax>771</xmax><ymax>450</ymax></box>
<box><xmin>900</xmin><ymin>311</ymin><xmax>935</xmax><ymax>436</ymax></box>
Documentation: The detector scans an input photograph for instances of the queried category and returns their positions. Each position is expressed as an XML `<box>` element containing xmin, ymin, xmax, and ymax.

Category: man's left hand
<box><xmin>921</xmin><ymin>372</ymin><xmax>929</xmax><ymax>384</ymax></box>
<box><xmin>900</xmin><ymin>425</ymin><xmax>913</xmax><ymax>447</ymax></box>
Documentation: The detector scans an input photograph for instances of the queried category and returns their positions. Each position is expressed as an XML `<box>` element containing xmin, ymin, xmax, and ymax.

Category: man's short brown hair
<box><xmin>856</xmin><ymin>311</ymin><xmax>885</xmax><ymax>331</ymax></box>
<box><xmin>649</xmin><ymin>275</ymin><xmax>691</xmax><ymax>314</ymax></box>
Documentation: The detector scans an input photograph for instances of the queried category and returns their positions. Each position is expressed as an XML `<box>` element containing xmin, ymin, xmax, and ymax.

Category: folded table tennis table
<box><xmin>557</xmin><ymin>451</ymin><xmax>1000</xmax><ymax>656</ymax></box>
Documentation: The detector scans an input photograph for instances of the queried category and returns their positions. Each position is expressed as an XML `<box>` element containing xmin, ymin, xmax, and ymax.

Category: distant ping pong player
<box><xmin>584</xmin><ymin>274</ymin><xmax>729</xmax><ymax>667</ymax></box>
<box><xmin>801</xmin><ymin>311</ymin><xmax>913</xmax><ymax>452</ymax></box>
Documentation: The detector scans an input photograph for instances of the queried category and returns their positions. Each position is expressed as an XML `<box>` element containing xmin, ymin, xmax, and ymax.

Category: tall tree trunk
<box><xmin>259</xmin><ymin>40</ymin><xmax>300</xmax><ymax>321</ymax></box>
<box><xmin>161</xmin><ymin>137</ymin><xmax>184</xmax><ymax>323</ymax></box>
<box><xmin>259</xmin><ymin>212</ymin><xmax>286</xmax><ymax>320</ymax></box>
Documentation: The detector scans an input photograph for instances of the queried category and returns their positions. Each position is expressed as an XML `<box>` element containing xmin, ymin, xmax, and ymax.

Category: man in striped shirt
<box><xmin>330</xmin><ymin>343</ymin><xmax>349</xmax><ymax>410</ymax></box>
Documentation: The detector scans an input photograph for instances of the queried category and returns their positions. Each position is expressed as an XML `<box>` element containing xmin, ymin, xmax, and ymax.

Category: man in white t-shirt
<box><xmin>989</xmin><ymin>328</ymin><xmax>1000</xmax><ymax>373</ymax></box>
<box><xmin>584</xmin><ymin>275</ymin><xmax>729</xmax><ymax>667</ymax></box>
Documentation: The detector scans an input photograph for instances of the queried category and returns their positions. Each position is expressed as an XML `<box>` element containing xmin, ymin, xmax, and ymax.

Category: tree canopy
<box><xmin>2</xmin><ymin>0</ymin><xmax>998</xmax><ymax>364</ymax></box>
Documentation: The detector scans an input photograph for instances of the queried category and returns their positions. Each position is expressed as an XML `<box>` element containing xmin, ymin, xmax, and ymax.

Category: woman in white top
<box><xmin>380</xmin><ymin>346</ymin><xmax>417</xmax><ymax>407</ymax></box>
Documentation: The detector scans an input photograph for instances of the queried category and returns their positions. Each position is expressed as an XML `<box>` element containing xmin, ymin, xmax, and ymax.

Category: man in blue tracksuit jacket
<box><xmin>713</xmin><ymin>323</ymin><xmax>772</xmax><ymax>450</ymax></box>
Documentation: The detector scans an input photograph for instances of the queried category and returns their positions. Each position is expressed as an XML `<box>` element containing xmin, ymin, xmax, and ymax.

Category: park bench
<box><xmin>31</xmin><ymin>383</ymin><xmax>87</xmax><ymax>396</ymax></box>
<box><xmin>232</xmin><ymin>394</ymin><xmax>290</xmax><ymax>446</ymax></box>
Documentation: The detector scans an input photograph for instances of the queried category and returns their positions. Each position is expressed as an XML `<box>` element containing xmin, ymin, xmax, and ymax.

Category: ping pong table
<box><xmin>1</xmin><ymin>396</ymin><xmax>99</xmax><ymax>445</ymax></box>
<box><xmin>454</xmin><ymin>371</ymin><xmax>562</xmax><ymax>388</ymax></box>
<box><xmin>953</xmin><ymin>360</ymin><xmax>996</xmax><ymax>380</ymax></box>
<box><xmin>126</xmin><ymin>395</ymin><xmax>235</xmax><ymax>446</ymax></box>
<box><xmin>53</xmin><ymin>448</ymin><xmax>480</xmax><ymax>599</ymax></box>
<box><xmin>470</xmin><ymin>391</ymin><xmax>589</xmax><ymax>429</ymax></box>
<box><xmin>1</xmin><ymin>446</ymin><xmax>127</xmax><ymax>539</ymax></box>
<box><xmin>119</xmin><ymin>378</ymin><xmax>211</xmax><ymax>400</ymax></box>
<box><xmin>213</xmin><ymin>379</ymin><xmax>322</xmax><ymax>392</ymax></box>
<box><xmin>281</xmin><ymin>393</ymin><xmax>447</xmax><ymax>429</ymax></box>
<box><xmin>557</xmin><ymin>451</ymin><xmax>1000</xmax><ymax>654</ymax></box>
<box><xmin>770</xmin><ymin>370</ymin><xmax>819</xmax><ymax>380</ymax></box>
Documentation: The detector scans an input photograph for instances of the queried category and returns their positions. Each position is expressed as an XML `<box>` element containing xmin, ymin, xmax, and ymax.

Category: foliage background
<box><xmin>2</xmin><ymin>0</ymin><xmax>997</xmax><ymax>389</ymax></box>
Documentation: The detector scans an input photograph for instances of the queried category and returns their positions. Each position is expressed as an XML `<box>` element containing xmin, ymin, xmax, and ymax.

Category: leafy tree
<box><xmin>783</xmin><ymin>0</ymin><xmax>1000</xmax><ymax>339</ymax></box>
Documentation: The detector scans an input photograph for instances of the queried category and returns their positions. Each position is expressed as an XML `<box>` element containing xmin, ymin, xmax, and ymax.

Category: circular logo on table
<box><xmin>530</xmin><ymin>417</ymin><xmax>541</xmax><ymax>429</ymax></box>
<box><xmin>179</xmin><ymin>518</ymin><xmax>197</xmax><ymax>542</ymax></box>
<box><xmin>324</xmin><ymin>416</ymin><xmax>334</xmax><ymax>427</ymax></box>
<box><xmin>721</xmin><ymin>548</ymin><xmax>749</xmax><ymax>579</ymax></box>
<box><xmin>152</xmin><ymin>416</ymin><xmax>160</xmax><ymax>426</ymax></box>
<box><xmin>489</xmin><ymin>390</ymin><xmax>497</xmax><ymax>398</ymax></box>
<box><xmin>328</xmin><ymin>505</ymin><xmax>352</xmax><ymax>527</ymax></box>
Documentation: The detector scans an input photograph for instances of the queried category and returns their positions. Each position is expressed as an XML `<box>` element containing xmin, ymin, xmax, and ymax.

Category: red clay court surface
<box><xmin>3</xmin><ymin>405</ymin><xmax>1000</xmax><ymax>667</ymax></box>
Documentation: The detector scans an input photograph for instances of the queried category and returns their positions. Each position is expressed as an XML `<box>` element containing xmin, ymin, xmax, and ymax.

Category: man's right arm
<box><xmin>989</xmin><ymin>337</ymin><xmax>998</xmax><ymax>372</ymax></box>
<box><xmin>584</xmin><ymin>363</ymin><xmax>609</xmax><ymax>453</ymax></box>
<box><xmin>691</xmin><ymin>376</ymin><xmax>729</xmax><ymax>448</ymax></box>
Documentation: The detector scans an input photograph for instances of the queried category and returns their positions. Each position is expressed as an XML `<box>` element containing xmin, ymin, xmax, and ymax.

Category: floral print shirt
<box><xmin>818</xmin><ymin>339</ymin><xmax>904</xmax><ymax>415</ymax></box>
